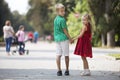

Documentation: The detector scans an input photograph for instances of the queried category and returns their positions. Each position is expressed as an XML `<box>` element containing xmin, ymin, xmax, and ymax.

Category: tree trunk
<box><xmin>107</xmin><ymin>29</ymin><xmax>115</xmax><ymax>47</ymax></box>
<box><xmin>101</xmin><ymin>33</ymin><xmax>106</xmax><ymax>47</ymax></box>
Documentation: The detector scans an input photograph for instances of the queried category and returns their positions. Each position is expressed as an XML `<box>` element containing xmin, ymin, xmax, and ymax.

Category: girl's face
<box><xmin>58</xmin><ymin>8</ymin><xmax>65</xmax><ymax>16</ymax></box>
<box><xmin>22</xmin><ymin>27</ymin><xmax>24</xmax><ymax>31</ymax></box>
<box><xmin>82</xmin><ymin>17</ymin><xmax>88</xmax><ymax>24</ymax></box>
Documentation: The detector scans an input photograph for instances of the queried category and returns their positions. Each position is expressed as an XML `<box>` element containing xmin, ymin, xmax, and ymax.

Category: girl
<box><xmin>74</xmin><ymin>14</ymin><xmax>92</xmax><ymax>76</ymax></box>
<box><xmin>16</xmin><ymin>25</ymin><xmax>25</xmax><ymax>55</ymax></box>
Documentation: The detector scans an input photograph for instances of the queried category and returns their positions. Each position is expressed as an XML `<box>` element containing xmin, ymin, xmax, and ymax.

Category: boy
<box><xmin>54</xmin><ymin>3</ymin><xmax>73</xmax><ymax>76</ymax></box>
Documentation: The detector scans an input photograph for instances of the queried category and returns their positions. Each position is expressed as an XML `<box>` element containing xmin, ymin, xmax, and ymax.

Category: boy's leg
<box><xmin>62</xmin><ymin>40</ymin><xmax>70</xmax><ymax>75</ymax></box>
<box><xmin>56</xmin><ymin>42</ymin><xmax>62</xmax><ymax>76</ymax></box>
<box><xmin>65</xmin><ymin>56</ymin><xmax>69</xmax><ymax>71</ymax></box>
<box><xmin>56</xmin><ymin>55</ymin><xmax>62</xmax><ymax>71</ymax></box>
<box><xmin>56</xmin><ymin>55</ymin><xmax>62</xmax><ymax>76</ymax></box>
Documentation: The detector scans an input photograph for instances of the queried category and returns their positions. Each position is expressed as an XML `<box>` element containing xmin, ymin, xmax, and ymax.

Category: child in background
<box><xmin>28</xmin><ymin>31</ymin><xmax>33</xmax><ymax>43</ymax></box>
<box><xmin>54</xmin><ymin>3</ymin><xmax>73</xmax><ymax>76</ymax></box>
<box><xmin>33</xmin><ymin>31</ymin><xmax>39</xmax><ymax>43</ymax></box>
<box><xmin>16</xmin><ymin>25</ymin><xmax>25</xmax><ymax>55</ymax></box>
<box><xmin>74</xmin><ymin>14</ymin><xmax>92</xmax><ymax>76</ymax></box>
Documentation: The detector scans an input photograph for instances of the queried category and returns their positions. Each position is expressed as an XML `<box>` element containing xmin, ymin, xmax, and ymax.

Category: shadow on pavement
<box><xmin>0</xmin><ymin>69</ymin><xmax>120</xmax><ymax>80</ymax></box>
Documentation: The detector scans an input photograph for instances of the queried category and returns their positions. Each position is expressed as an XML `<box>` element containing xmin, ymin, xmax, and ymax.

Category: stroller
<box><xmin>12</xmin><ymin>36</ymin><xmax>29</xmax><ymax>55</ymax></box>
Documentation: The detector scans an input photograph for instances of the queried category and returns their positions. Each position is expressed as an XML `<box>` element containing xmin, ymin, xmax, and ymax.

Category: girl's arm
<box><xmin>74</xmin><ymin>25</ymin><xmax>87</xmax><ymax>40</ymax></box>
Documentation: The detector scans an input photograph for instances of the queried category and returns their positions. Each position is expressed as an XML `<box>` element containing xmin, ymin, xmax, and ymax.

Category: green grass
<box><xmin>108</xmin><ymin>53</ymin><xmax>120</xmax><ymax>59</ymax></box>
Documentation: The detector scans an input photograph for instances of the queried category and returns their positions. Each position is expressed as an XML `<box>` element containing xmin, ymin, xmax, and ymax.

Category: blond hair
<box><xmin>55</xmin><ymin>3</ymin><xmax>65</xmax><ymax>12</ymax></box>
<box><xmin>82</xmin><ymin>14</ymin><xmax>91</xmax><ymax>22</ymax></box>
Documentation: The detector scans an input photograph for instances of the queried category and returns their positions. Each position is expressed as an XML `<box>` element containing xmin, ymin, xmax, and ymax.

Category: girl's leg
<box><xmin>81</xmin><ymin>56</ymin><xmax>89</xmax><ymax>69</ymax></box>
<box><xmin>81</xmin><ymin>56</ymin><xmax>91</xmax><ymax>76</ymax></box>
<box><xmin>22</xmin><ymin>42</ymin><xmax>25</xmax><ymax>53</ymax></box>
<box><xmin>19</xmin><ymin>42</ymin><xmax>22</xmax><ymax>55</ymax></box>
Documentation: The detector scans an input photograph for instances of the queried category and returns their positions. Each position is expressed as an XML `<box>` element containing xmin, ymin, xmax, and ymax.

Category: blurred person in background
<box><xmin>33</xmin><ymin>31</ymin><xmax>39</xmax><ymax>43</ymax></box>
<box><xmin>3</xmin><ymin>20</ymin><xmax>14</xmax><ymax>56</ymax></box>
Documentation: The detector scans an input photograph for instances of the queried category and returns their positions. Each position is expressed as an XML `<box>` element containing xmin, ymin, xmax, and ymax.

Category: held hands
<box><xmin>69</xmin><ymin>38</ymin><xmax>74</xmax><ymax>44</ymax></box>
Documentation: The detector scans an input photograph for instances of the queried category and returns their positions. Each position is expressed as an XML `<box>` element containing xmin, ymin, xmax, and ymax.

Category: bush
<box><xmin>0</xmin><ymin>37</ymin><xmax>4</xmax><ymax>42</ymax></box>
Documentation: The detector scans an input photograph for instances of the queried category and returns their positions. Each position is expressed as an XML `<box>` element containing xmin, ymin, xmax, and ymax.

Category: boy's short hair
<box><xmin>55</xmin><ymin>3</ymin><xmax>65</xmax><ymax>12</ymax></box>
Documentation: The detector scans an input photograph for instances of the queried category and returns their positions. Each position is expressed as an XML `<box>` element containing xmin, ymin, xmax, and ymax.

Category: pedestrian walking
<box><xmin>3</xmin><ymin>20</ymin><xmax>14</xmax><ymax>56</ymax></box>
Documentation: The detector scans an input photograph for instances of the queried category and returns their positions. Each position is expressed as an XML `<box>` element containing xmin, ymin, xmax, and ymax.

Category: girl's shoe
<box><xmin>81</xmin><ymin>70</ymin><xmax>91</xmax><ymax>76</ymax></box>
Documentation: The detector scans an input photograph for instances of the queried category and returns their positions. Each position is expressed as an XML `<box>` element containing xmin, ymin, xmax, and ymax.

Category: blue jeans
<box><xmin>5</xmin><ymin>37</ymin><xmax>12</xmax><ymax>52</ymax></box>
<box><xmin>18</xmin><ymin>42</ymin><xmax>25</xmax><ymax>53</ymax></box>
<box><xmin>34</xmin><ymin>37</ymin><xmax>38</xmax><ymax>43</ymax></box>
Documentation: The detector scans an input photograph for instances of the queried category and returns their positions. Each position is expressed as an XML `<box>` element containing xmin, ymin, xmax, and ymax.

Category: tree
<box><xmin>12</xmin><ymin>11</ymin><xmax>34</xmax><ymax>32</ymax></box>
<box><xmin>67</xmin><ymin>0</ymin><xmax>90</xmax><ymax>38</ymax></box>
<box><xmin>55</xmin><ymin>0</ymin><xmax>76</xmax><ymax>18</ymax></box>
<box><xmin>27</xmin><ymin>0</ymin><xmax>77</xmax><ymax>36</ymax></box>
<box><xmin>88</xmin><ymin>0</ymin><xmax>120</xmax><ymax>47</ymax></box>
<box><xmin>27</xmin><ymin>0</ymin><xmax>54</xmax><ymax>36</ymax></box>
<box><xmin>0</xmin><ymin>0</ymin><xmax>12</xmax><ymax>37</ymax></box>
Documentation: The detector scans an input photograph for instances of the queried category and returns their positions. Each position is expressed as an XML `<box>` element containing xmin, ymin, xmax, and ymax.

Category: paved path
<box><xmin>0</xmin><ymin>42</ymin><xmax>120</xmax><ymax>80</ymax></box>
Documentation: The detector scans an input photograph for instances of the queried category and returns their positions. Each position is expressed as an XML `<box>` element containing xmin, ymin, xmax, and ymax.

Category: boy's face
<box><xmin>58</xmin><ymin>8</ymin><xmax>65</xmax><ymax>16</ymax></box>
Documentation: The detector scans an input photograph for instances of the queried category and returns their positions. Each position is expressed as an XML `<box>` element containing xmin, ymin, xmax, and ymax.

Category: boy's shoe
<box><xmin>81</xmin><ymin>70</ymin><xmax>91</xmax><ymax>76</ymax></box>
<box><xmin>64</xmin><ymin>71</ymin><xmax>69</xmax><ymax>76</ymax></box>
<box><xmin>57</xmin><ymin>71</ymin><xmax>62</xmax><ymax>76</ymax></box>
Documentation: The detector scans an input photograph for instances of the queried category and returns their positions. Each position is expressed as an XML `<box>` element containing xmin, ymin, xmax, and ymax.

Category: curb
<box><xmin>104</xmin><ymin>55</ymin><xmax>120</xmax><ymax>60</ymax></box>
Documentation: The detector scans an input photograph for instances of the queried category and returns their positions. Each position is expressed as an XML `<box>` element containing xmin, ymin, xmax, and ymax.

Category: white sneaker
<box><xmin>81</xmin><ymin>70</ymin><xmax>91</xmax><ymax>76</ymax></box>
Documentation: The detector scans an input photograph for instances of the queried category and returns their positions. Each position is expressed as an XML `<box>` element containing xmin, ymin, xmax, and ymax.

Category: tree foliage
<box><xmin>0</xmin><ymin>0</ymin><xmax>12</xmax><ymax>37</ymax></box>
<box><xmin>67</xmin><ymin>0</ymin><xmax>89</xmax><ymax>38</ymax></box>
<box><xmin>88</xmin><ymin>0</ymin><xmax>120</xmax><ymax>47</ymax></box>
<box><xmin>12</xmin><ymin>11</ymin><xmax>34</xmax><ymax>32</ymax></box>
<box><xmin>27</xmin><ymin>0</ymin><xmax>54</xmax><ymax>35</ymax></box>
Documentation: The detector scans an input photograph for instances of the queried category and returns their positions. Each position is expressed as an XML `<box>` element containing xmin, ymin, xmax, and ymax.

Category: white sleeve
<box><xmin>16</xmin><ymin>31</ymin><xmax>19</xmax><ymax>36</ymax></box>
<box><xmin>11</xmin><ymin>27</ymin><xmax>14</xmax><ymax>33</ymax></box>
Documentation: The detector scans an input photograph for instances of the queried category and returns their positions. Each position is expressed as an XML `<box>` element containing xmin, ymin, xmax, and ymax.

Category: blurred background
<box><xmin>0</xmin><ymin>0</ymin><xmax>120</xmax><ymax>47</ymax></box>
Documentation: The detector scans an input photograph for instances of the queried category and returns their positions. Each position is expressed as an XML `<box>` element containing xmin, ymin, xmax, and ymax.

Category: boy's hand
<box><xmin>69</xmin><ymin>38</ymin><xmax>74</xmax><ymax>44</ymax></box>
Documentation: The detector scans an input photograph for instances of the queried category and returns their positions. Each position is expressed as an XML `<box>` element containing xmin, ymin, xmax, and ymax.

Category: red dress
<box><xmin>74</xmin><ymin>23</ymin><xmax>92</xmax><ymax>58</ymax></box>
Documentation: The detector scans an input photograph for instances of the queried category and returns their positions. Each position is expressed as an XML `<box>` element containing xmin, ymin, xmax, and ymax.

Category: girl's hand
<box><xmin>73</xmin><ymin>37</ymin><xmax>78</xmax><ymax>41</ymax></box>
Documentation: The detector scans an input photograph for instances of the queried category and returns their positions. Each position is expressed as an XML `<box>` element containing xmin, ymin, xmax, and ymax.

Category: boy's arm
<box><xmin>63</xmin><ymin>28</ymin><xmax>71</xmax><ymax>40</ymax></box>
<box><xmin>63</xmin><ymin>28</ymin><xmax>73</xmax><ymax>43</ymax></box>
